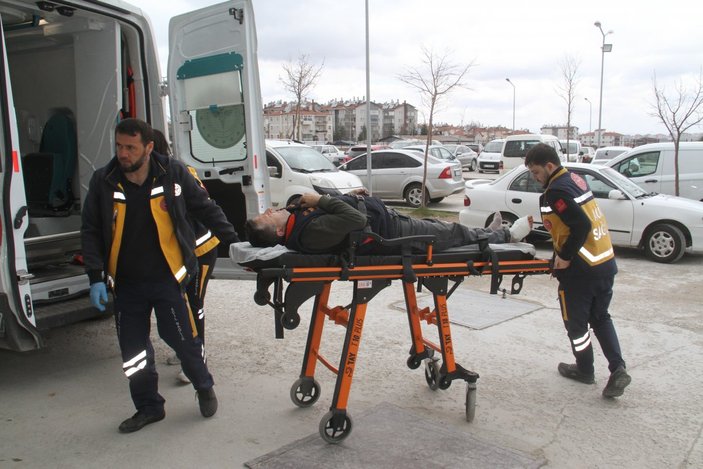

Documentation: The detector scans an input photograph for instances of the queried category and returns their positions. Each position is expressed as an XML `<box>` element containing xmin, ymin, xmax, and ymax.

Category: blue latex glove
<box><xmin>89</xmin><ymin>282</ymin><xmax>108</xmax><ymax>312</ymax></box>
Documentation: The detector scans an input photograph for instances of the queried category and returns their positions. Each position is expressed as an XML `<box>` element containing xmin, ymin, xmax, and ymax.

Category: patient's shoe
<box><xmin>509</xmin><ymin>215</ymin><xmax>533</xmax><ymax>242</ymax></box>
<box><xmin>488</xmin><ymin>212</ymin><xmax>503</xmax><ymax>231</ymax></box>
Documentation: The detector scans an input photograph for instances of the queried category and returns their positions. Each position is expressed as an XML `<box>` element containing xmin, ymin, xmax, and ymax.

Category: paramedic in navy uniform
<box><xmin>81</xmin><ymin>118</ymin><xmax>238</xmax><ymax>432</ymax></box>
<box><xmin>524</xmin><ymin>143</ymin><xmax>631</xmax><ymax>398</ymax></box>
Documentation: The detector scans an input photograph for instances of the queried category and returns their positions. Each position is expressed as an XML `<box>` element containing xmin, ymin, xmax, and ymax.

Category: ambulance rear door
<box><xmin>0</xmin><ymin>16</ymin><xmax>40</xmax><ymax>351</ymax></box>
<box><xmin>167</xmin><ymin>0</ymin><xmax>270</xmax><ymax>250</ymax></box>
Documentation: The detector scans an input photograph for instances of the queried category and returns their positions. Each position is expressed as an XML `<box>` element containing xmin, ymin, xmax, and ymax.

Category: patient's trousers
<box><xmin>391</xmin><ymin>214</ymin><xmax>510</xmax><ymax>252</ymax></box>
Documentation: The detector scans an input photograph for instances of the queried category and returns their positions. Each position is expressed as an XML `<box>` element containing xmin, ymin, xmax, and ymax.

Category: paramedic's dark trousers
<box><xmin>185</xmin><ymin>249</ymin><xmax>217</xmax><ymax>343</ymax></box>
<box><xmin>557</xmin><ymin>274</ymin><xmax>625</xmax><ymax>375</ymax></box>
<box><xmin>114</xmin><ymin>279</ymin><xmax>214</xmax><ymax>415</ymax></box>
<box><xmin>392</xmin><ymin>213</ymin><xmax>510</xmax><ymax>251</ymax></box>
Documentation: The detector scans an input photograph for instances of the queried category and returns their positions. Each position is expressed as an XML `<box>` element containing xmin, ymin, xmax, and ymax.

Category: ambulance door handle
<box><xmin>644</xmin><ymin>179</ymin><xmax>658</xmax><ymax>183</ymax></box>
<box><xmin>511</xmin><ymin>198</ymin><xmax>523</xmax><ymax>204</ymax></box>
<box><xmin>17</xmin><ymin>269</ymin><xmax>35</xmax><ymax>284</ymax></box>
<box><xmin>14</xmin><ymin>206</ymin><xmax>28</xmax><ymax>229</ymax></box>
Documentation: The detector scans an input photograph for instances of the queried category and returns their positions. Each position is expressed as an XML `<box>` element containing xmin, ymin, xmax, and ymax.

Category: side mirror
<box><xmin>608</xmin><ymin>189</ymin><xmax>627</xmax><ymax>200</ymax></box>
<box><xmin>268</xmin><ymin>166</ymin><xmax>280</xmax><ymax>178</ymax></box>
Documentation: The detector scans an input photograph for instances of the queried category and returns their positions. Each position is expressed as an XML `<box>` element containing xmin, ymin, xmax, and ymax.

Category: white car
<box><xmin>266</xmin><ymin>140</ymin><xmax>364</xmax><ymax>207</ymax></box>
<box><xmin>459</xmin><ymin>163</ymin><xmax>703</xmax><ymax>263</ymax></box>
<box><xmin>592</xmin><ymin>146</ymin><xmax>632</xmax><ymax>164</ymax></box>
<box><xmin>311</xmin><ymin>144</ymin><xmax>345</xmax><ymax>166</ymax></box>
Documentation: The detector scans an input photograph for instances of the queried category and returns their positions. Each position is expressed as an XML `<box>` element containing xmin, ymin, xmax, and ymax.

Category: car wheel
<box><xmin>429</xmin><ymin>197</ymin><xmax>444</xmax><ymax>204</ymax></box>
<box><xmin>486</xmin><ymin>211</ymin><xmax>517</xmax><ymax>229</ymax></box>
<box><xmin>644</xmin><ymin>224</ymin><xmax>686</xmax><ymax>263</ymax></box>
<box><xmin>404</xmin><ymin>183</ymin><xmax>426</xmax><ymax>208</ymax></box>
<box><xmin>469</xmin><ymin>159</ymin><xmax>477</xmax><ymax>172</ymax></box>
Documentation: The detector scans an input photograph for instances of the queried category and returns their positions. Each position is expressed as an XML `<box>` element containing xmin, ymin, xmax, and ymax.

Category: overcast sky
<box><xmin>140</xmin><ymin>0</ymin><xmax>703</xmax><ymax>136</ymax></box>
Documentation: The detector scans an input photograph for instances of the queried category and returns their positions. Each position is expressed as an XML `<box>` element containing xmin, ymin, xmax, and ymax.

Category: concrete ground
<box><xmin>1</xmin><ymin>231</ymin><xmax>702</xmax><ymax>467</ymax></box>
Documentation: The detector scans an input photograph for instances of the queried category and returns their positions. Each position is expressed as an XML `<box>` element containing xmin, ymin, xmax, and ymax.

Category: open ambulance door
<box><xmin>0</xmin><ymin>18</ymin><xmax>40</xmax><ymax>351</ymax></box>
<box><xmin>167</xmin><ymin>0</ymin><xmax>270</xmax><ymax>266</ymax></box>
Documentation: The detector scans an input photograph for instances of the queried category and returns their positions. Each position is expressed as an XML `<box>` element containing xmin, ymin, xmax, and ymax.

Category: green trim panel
<box><xmin>177</xmin><ymin>52</ymin><xmax>244</xmax><ymax>80</ymax></box>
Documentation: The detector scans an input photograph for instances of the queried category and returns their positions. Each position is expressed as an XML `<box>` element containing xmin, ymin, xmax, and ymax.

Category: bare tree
<box><xmin>398</xmin><ymin>47</ymin><xmax>472</xmax><ymax>207</ymax></box>
<box><xmin>651</xmin><ymin>70</ymin><xmax>703</xmax><ymax>196</ymax></box>
<box><xmin>556</xmin><ymin>54</ymin><xmax>581</xmax><ymax>161</ymax></box>
<box><xmin>280</xmin><ymin>54</ymin><xmax>324</xmax><ymax>141</ymax></box>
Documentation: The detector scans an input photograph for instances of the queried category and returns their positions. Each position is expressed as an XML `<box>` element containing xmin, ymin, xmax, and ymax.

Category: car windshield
<box><xmin>275</xmin><ymin>146</ymin><xmax>337</xmax><ymax>172</ymax></box>
<box><xmin>483</xmin><ymin>141</ymin><xmax>503</xmax><ymax>152</ymax></box>
<box><xmin>599</xmin><ymin>166</ymin><xmax>648</xmax><ymax>197</ymax></box>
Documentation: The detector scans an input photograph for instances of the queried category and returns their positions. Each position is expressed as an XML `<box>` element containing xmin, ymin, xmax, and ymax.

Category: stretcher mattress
<box><xmin>231</xmin><ymin>241</ymin><xmax>537</xmax><ymax>270</ymax></box>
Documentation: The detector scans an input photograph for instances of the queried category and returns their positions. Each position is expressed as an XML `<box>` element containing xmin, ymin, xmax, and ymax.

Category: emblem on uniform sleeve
<box><xmin>570</xmin><ymin>173</ymin><xmax>588</xmax><ymax>191</ymax></box>
<box><xmin>174</xmin><ymin>183</ymin><xmax>182</xmax><ymax>196</ymax></box>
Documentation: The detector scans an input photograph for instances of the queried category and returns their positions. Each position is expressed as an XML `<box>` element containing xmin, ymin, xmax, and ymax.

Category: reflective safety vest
<box><xmin>107</xmin><ymin>183</ymin><xmax>188</xmax><ymax>284</ymax></box>
<box><xmin>540</xmin><ymin>167</ymin><xmax>615</xmax><ymax>267</ymax></box>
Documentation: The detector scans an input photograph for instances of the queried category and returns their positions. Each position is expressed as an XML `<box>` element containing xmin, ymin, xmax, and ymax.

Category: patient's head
<box><xmin>245</xmin><ymin>208</ymin><xmax>290</xmax><ymax>247</ymax></box>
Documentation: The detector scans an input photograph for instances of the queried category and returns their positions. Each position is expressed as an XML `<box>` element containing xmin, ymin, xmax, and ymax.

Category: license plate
<box><xmin>484</xmin><ymin>163</ymin><xmax>497</xmax><ymax>169</ymax></box>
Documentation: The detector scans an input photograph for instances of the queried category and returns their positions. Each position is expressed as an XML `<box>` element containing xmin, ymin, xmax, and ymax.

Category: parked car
<box><xmin>344</xmin><ymin>144</ymin><xmax>387</xmax><ymax>162</ymax></box>
<box><xmin>311</xmin><ymin>144</ymin><xmax>345</xmax><ymax>166</ymax></box>
<box><xmin>402</xmin><ymin>144</ymin><xmax>457</xmax><ymax>164</ymax></box>
<box><xmin>266</xmin><ymin>140</ymin><xmax>364</xmax><ymax>207</ymax></box>
<box><xmin>339</xmin><ymin>149</ymin><xmax>464</xmax><ymax>207</ymax></box>
<box><xmin>459</xmin><ymin>163</ymin><xmax>703</xmax><ymax>263</ymax></box>
<box><xmin>559</xmin><ymin>140</ymin><xmax>582</xmax><ymax>162</ymax></box>
<box><xmin>467</xmin><ymin>143</ymin><xmax>484</xmax><ymax>155</ymax></box>
<box><xmin>592</xmin><ymin>146</ymin><xmax>631</xmax><ymax>164</ymax></box>
<box><xmin>605</xmin><ymin>142</ymin><xmax>703</xmax><ymax>201</ymax></box>
<box><xmin>443</xmin><ymin>144</ymin><xmax>479</xmax><ymax>171</ymax></box>
<box><xmin>388</xmin><ymin>138</ymin><xmax>442</xmax><ymax>149</ymax></box>
<box><xmin>477</xmin><ymin>138</ymin><xmax>506</xmax><ymax>173</ymax></box>
<box><xmin>580</xmin><ymin>146</ymin><xmax>596</xmax><ymax>163</ymax></box>
<box><xmin>502</xmin><ymin>134</ymin><xmax>564</xmax><ymax>170</ymax></box>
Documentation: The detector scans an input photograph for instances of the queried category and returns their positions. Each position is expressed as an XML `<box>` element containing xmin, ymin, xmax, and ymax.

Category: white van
<box><xmin>477</xmin><ymin>138</ymin><xmax>506</xmax><ymax>173</ymax></box>
<box><xmin>266</xmin><ymin>140</ymin><xmax>364</xmax><ymax>207</ymax></box>
<box><xmin>606</xmin><ymin>142</ymin><xmax>703</xmax><ymax>201</ymax></box>
<box><xmin>502</xmin><ymin>134</ymin><xmax>564</xmax><ymax>170</ymax></box>
<box><xmin>559</xmin><ymin>140</ymin><xmax>582</xmax><ymax>162</ymax></box>
<box><xmin>0</xmin><ymin>0</ymin><xmax>268</xmax><ymax>352</ymax></box>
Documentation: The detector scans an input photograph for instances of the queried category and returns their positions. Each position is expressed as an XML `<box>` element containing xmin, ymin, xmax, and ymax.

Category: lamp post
<box><xmin>584</xmin><ymin>97</ymin><xmax>592</xmax><ymax>132</ymax></box>
<box><xmin>594</xmin><ymin>21</ymin><xmax>613</xmax><ymax>148</ymax></box>
<box><xmin>505</xmin><ymin>78</ymin><xmax>515</xmax><ymax>131</ymax></box>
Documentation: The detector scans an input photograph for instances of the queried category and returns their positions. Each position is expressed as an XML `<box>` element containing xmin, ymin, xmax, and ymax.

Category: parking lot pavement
<box><xmin>1</xmin><ymin>245</ymin><xmax>701</xmax><ymax>468</ymax></box>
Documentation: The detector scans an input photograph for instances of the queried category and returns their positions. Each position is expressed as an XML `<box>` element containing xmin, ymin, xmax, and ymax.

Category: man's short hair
<box><xmin>115</xmin><ymin>118</ymin><xmax>154</xmax><ymax>146</ymax></box>
<box><xmin>245</xmin><ymin>218</ymin><xmax>279</xmax><ymax>247</ymax></box>
<box><xmin>525</xmin><ymin>143</ymin><xmax>562</xmax><ymax>167</ymax></box>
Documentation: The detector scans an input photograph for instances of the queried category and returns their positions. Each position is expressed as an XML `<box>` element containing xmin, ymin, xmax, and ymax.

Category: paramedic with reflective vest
<box><xmin>524</xmin><ymin>143</ymin><xmax>631</xmax><ymax>398</ymax></box>
<box><xmin>81</xmin><ymin>118</ymin><xmax>239</xmax><ymax>433</ymax></box>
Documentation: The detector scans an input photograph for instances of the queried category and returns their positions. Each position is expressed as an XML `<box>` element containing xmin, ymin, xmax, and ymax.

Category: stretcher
<box><xmin>232</xmin><ymin>232</ymin><xmax>552</xmax><ymax>443</ymax></box>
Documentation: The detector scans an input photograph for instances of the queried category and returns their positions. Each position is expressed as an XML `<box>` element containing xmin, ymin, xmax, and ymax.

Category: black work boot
<box><xmin>196</xmin><ymin>387</ymin><xmax>218</xmax><ymax>417</ymax></box>
<box><xmin>602</xmin><ymin>366</ymin><xmax>631</xmax><ymax>398</ymax></box>
<box><xmin>118</xmin><ymin>411</ymin><xmax>165</xmax><ymax>433</ymax></box>
<box><xmin>557</xmin><ymin>362</ymin><xmax>595</xmax><ymax>384</ymax></box>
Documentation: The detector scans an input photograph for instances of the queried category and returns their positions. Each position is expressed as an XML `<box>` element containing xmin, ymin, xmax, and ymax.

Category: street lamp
<box><xmin>594</xmin><ymin>21</ymin><xmax>613</xmax><ymax>148</ymax></box>
<box><xmin>584</xmin><ymin>97</ymin><xmax>592</xmax><ymax>132</ymax></box>
<box><xmin>505</xmin><ymin>77</ymin><xmax>515</xmax><ymax>131</ymax></box>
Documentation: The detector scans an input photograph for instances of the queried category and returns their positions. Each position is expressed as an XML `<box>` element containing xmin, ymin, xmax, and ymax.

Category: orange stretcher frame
<box><xmin>248</xmin><ymin>235</ymin><xmax>552</xmax><ymax>444</ymax></box>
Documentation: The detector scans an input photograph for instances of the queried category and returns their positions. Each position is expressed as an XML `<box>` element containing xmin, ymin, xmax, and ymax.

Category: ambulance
<box><xmin>0</xmin><ymin>0</ymin><xmax>268</xmax><ymax>351</ymax></box>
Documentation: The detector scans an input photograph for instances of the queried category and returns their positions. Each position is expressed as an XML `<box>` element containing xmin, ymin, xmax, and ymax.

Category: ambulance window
<box><xmin>176</xmin><ymin>53</ymin><xmax>247</xmax><ymax>163</ymax></box>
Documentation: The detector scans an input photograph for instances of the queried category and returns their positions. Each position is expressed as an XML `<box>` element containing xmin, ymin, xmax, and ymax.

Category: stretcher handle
<box><xmin>347</xmin><ymin>231</ymin><xmax>436</xmax><ymax>249</ymax></box>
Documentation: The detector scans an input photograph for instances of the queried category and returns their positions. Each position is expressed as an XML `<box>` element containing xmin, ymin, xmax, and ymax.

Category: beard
<box><xmin>119</xmin><ymin>152</ymin><xmax>148</xmax><ymax>173</ymax></box>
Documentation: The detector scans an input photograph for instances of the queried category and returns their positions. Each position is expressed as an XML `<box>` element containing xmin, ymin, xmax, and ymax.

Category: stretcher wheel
<box><xmin>281</xmin><ymin>312</ymin><xmax>300</xmax><ymax>330</ymax></box>
<box><xmin>407</xmin><ymin>355</ymin><xmax>422</xmax><ymax>370</ymax></box>
<box><xmin>319</xmin><ymin>410</ymin><xmax>353</xmax><ymax>444</ymax></box>
<box><xmin>424</xmin><ymin>358</ymin><xmax>440</xmax><ymax>391</ymax></box>
<box><xmin>290</xmin><ymin>377</ymin><xmax>321</xmax><ymax>408</ymax></box>
<box><xmin>253</xmin><ymin>290</ymin><xmax>270</xmax><ymax>306</ymax></box>
<box><xmin>438</xmin><ymin>376</ymin><xmax>452</xmax><ymax>390</ymax></box>
<box><xmin>465</xmin><ymin>382</ymin><xmax>477</xmax><ymax>422</ymax></box>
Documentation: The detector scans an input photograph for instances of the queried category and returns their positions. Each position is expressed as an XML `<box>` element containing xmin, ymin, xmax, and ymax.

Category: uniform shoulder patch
<box><xmin>554</xmin><ymin>198</ymin><xmax>567</xmax><ymax>213</ymax></box>
<box><xmin>570</xmin><ymin>172</ymin><xmax>588</xmax><ymax>191</ymax></box>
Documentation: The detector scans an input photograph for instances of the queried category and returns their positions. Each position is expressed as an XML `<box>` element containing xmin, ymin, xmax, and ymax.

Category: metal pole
<box><xmin>365</xmin><ymin>0</ymin><xmax>372</xmax><ymax>195</ymax></box>
<box><xmin>594</xmin><ymin>21</ymin><xmax>612</xmax><ymax>149</ymax></box>
<box><xmin>506</xmin><ymin>78</ymin><xmax>515</xmax><ymax>131</ymax></box>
